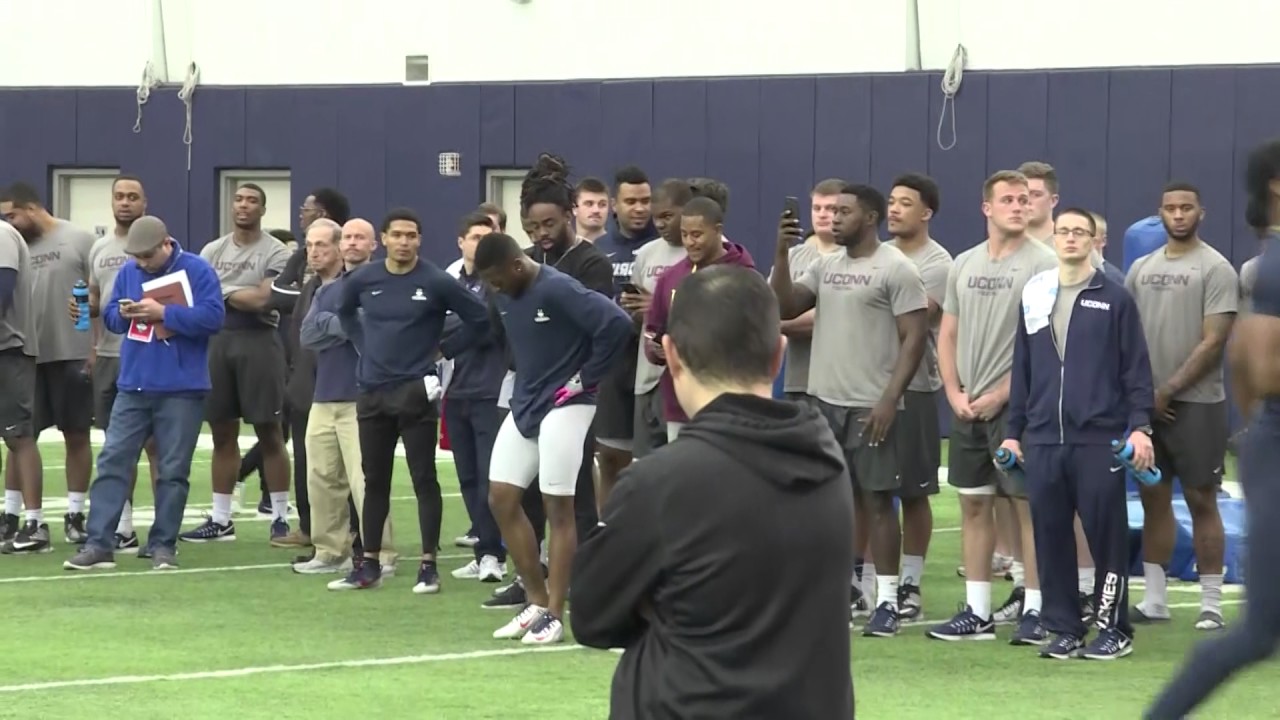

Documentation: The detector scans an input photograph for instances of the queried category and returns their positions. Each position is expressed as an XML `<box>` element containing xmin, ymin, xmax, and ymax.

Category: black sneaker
<box><xmin>1081</xmin><ymin>627</ymin><xmax>1133</xmax><ymax>660</ymax></box>
<box><xmin>179</xmin><ymin>518</ymin><xmax>236</xmax><ymax>543</ymax></box>
<box><xmin>64</xmin><ymin>512</ymin><xmax>88</xmax><ymax>544</ymax></box>
<box><xmin>850</xmin><ymin>584</ymin><xmax>871</xmax><ymax>619</ymax></box>
<box><xmin>1079</xmin><ymin>592</ymin><xmax>1096</xmax><ymax>625</ymax></box>
<box><xmin>898</xmin><ymin>584</ymin><xmax>923</xmax><ymax>621</ymax></box>
<box><xmin>115</xmin><ymin>532</ymin><xmax>140</xmax><ymax>554</ymax></box>
<box><xmin>483</xmin><ymin>577</ymin><xmax>528</xmax><ymax>609</ymax></box>
<box><xmin>1010</xmin><ymin>610</ymin><xmax>1049</xmax><ymax>646</ymax></box>
<box><xmin>0</xmin><ymin>512</ymin><xmax>18</xmax><ymax>542</ymax></box>
<box><xmin>2</xmin><ymin>520</ymin><xmax>52</xmax><ymax>554</ymax></box>
<box><xmin>994</xmin><ymin>586</ymin><xmax>1025</xmax><ymax>624</ymax></box>
<box><xmin>1040</xmin><ymin>632</ymin><xmax>1085</xmax><ymax>660</ymax></box>
<box><xmin>927</xmin><ymin>605</ymin><xmax>996</xmax><ymax>641</ymax></box>
<box><xmin>412</xmin><ymin>560</ymin><xmax>441</xmax><ymax>594</ymax></box>
<box><xmin>862</xmin><ymin>602</ymin><xmax>900</xmax><ymax>638</ymax></box>
<box><xmin>269</xmin><ymin>519</ymin><xmax>290</xmax><ymax>545</ymax></box>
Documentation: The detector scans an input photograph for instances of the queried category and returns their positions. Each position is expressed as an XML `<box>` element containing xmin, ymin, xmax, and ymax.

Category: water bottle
<box><xmin>72</xmin><ymin>280</ymin><xmax>90</xmax><ymax>332</ymax></box>
<box><xmin>1111</xmin><ymin>439</ymin><xmax>1162</xmax><ymax>486</ymax></box>
<box><xmin>993</xmin><ymin>447</ymin><xmax>1025</xmax><ymax>483</ymax></box>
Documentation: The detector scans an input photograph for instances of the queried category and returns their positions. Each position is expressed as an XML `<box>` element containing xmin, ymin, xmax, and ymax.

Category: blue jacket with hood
<box><xmin>102</xmin><ymin>246</ymin><xmax>225</xmax><ymax>394</ymax></box>
<box><xmin>1007</xmin><ymin>268</ymin><xmax>1154</xmax><ymax>446</ymax></box>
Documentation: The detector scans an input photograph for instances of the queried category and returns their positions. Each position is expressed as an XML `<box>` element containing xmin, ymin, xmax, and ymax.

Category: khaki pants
<box><xmin>306</xmin><ymin>401</ymin><xmax>397</xmax><ymax>565</ymax></box>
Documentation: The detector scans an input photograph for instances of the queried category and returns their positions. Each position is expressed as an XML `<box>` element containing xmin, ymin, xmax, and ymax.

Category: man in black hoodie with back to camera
<box><xmin>570</xmin><ymin>265</ymin><xmax>856</xmax><ymax>720</ymax></box>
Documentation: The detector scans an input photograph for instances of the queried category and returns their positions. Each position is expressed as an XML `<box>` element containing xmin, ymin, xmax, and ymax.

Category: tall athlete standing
<box><xmin>928</xmin><ymin>170</ymin><xmax>1058</xmax><ymax>643</ymax></box>
<box><xmin>476</xmin><ymin>232</ymin><xmax>632</xmax><ymax>645</ymax></box>
<box><xmin>182</xmin><ymin>183</ymin><xmax>294</xmax><ymax>544</ymax></box>
<box><xmin>1125</xmin><ymin>182</ymin><xmax>1238</xmax><ymax>631</ymax></box>
<box><xmin>771</xmin><ymin>183</ymin><xmax>930</xmax><ymax>638</ymax></box>
<box><xmin>886</xmin><ymin>173</ymin><xmax>954</xmax><ymax>620</ymax></box>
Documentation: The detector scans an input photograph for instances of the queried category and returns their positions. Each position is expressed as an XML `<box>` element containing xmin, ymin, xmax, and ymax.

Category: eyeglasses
<box><xmin>1053</xmin><ymin>227</ymin><xmax>1095</xmax><ymax>239</ymax></box>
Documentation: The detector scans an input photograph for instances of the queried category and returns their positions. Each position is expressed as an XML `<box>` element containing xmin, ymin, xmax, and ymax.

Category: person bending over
<box><xmin>476</xmin><ymin>232</ymin><xmax>632</xmax><ymax>646</ymax></box>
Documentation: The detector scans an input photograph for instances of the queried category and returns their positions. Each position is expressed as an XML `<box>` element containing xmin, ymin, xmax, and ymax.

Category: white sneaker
<box><xmin>494</xmin><ymin>604</ymin><xmax>546</xmax><ymax>640</ymax></box>
<box><xmin>292</xmin><ymin>557</ymin><xmax>345</xmax><ymax>575</ymax></box>
<box><xmin>454</xmin><ymin>534</ymin><xmax>478</xmax><ymax>548</ymax></box>
<box><xmin>478</xmin><ymin>555</ymin><xmax>505</xmax><ymax>583</ymax></box>
<box><xmin>521</xmin><ymin>611</ymin><xmax>564</xmax><ymax>645</ymax></box>
<box><xmin>452</xmin><ymin>560</ymin><xmax>480</xmax><ymax>579</ymax></box>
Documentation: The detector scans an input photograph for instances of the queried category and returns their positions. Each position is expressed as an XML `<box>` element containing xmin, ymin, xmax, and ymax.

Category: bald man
<box><xmin>293</xmin><ymin>218</ymin><xmax>396</xmax><ymax>580</ymax></box>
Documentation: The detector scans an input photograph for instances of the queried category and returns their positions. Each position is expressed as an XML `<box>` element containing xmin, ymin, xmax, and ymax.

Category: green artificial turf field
<box><xmin>0</xmin><ymin>433</ymin><xmax>1271</xmax><ymax>720</ymax></box>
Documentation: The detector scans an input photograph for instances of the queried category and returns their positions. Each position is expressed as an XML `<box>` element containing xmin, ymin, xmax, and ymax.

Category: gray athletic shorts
<box><xmin>947</xmin><ymin>409</ymin><xmax>1023</xmax><ymax>498</ymax></box>
<box><xmin>816</xmin><ymin>399</ymin><xmax>900</xmax><ymax>494</ymax></box>
<box><xmin>631</xmin><ymin>387</ymin><xmax>667</xmax><ymax>460</ymax></box>
<box><xmin>0</xmin><ymin>348</ymin><xmax>36</xmax><ymax>439</ymax></box>
<box><xmin>205</xmin><ymin>329</ymin><xmax>286</xmax><ymax>425</ymax></box>
<box><xmin>897</xmin><ymin>390</ymin><xmax>941</xmax><ymax>498</ymax></box>
<box><xmin>92</xmin><ymin>355</ymin><xmax>122</xmax><ymax>430</ymax></box>
<box><xmin>1152</xmin><ymin>400</ymin><xmax>1227</xmax><ymax>489</ymax></box>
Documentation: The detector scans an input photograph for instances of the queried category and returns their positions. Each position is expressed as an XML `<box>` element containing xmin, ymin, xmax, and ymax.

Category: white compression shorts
<box><xmin>489</xmin><ymin>404</ymin><xmax>597</xmax><ymax>496</ymax></box>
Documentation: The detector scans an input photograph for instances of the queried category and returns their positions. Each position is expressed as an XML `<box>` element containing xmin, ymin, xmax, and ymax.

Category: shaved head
<box><xmin>341</xmin><ymin>217</ymin><xmax>377</xmax><ymax>266</ymax></box>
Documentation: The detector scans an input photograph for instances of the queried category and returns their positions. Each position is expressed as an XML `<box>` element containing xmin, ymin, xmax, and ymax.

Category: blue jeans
<box><xmin>444</xmin><ymin>397</ymin><xmax>505</xmax><ymax>561</ymax></box>
<box><xmin>86</xmin><ymin>391</ymin><xmax>205</xmax><ymax>553</ymax></box>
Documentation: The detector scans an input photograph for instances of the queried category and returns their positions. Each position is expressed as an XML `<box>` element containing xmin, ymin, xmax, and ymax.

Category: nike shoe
<box><xmin>412</xmin><ymin>561</ymin><xmax>441</xmax><ymax>594</ymax></box>
<box><xmin>521</xmin><ymin>611</ymin><xmax>565</xmax><ymax>645</ymax></box>
<box><xmin>1079</xmin><ymin>592</ymin><xmax>1096</xmax><ymax>625</ymax></box>
<box><xmin>994</xmin><ymin>586</ymin><xmax>1025</xmax><ymax>624</ymax></box>
<box><xmin>928</xmin><ymin>605</ymin><xmax>996</xmax><ymax>641</ymax></box>
<box><xmin>1040</xmin><ymin>633</ymin><xmax>1085</xmax><ymax>660</ymax></box>
<box><xmin>64</xmin><ymin>512</ymin><xmax>88</xmax><ymax>544</ymax></box>
<box><xmin>0</xmin><ymin>512</ymin><xmax>18</xmax><ymax>542</ymax></box>
<box><xmin>115</xmin><ymin>532</ymin><xmax>140</xmax><ymax>554</ymax></box>
<box><xmin>2</xmin><ymin>520</ymin><xmax>51</xmax><ymax>554</ymax></box>
<box><xmin>179</xmin><ymin>518</ymin><xmax>236</xmax><ymax>543</ymax></box>
<box><xmin>484</xmin><ymin>578</ymin><xmax>528</xmax><ymax>609</ymax></box>
<box><xmin>1194</xmin><ymin>610</ymin><xmax>1226</xmax><ymax>631</ymax></box>
<box><xmin>1081</xmin><ymin>628</ymin><xmax>1132</xmax><ymax>660</ymax></box>
<box><xmin>898</xmin><ymin>584</ymin><xmax>923</xmax><ymax>622</ymax></box>
<box><xmin>862</xmin><ymin>602</ymin><xmax>900</xmax><ymax>638</ymax></box>
<box><xmin>494</xmin><ymin>603</ymin><xmax>546</xmax><ymax>640</ymax></box>
<box><xmin>1010</xmin><ymin>610</ymin><xmax>1049</xmax><ymax>646</ymax></box>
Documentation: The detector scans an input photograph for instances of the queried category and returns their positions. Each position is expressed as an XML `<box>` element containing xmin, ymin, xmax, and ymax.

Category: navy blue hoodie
<box><xmin>1007</xmin><ymin>268</ymin><xmax>1155</xmax><ymax>446</ymax></box>
<box><xmin>594</xmin><ymin>221</ymin><xmax>659</xmax><ymax>296</ymax></box>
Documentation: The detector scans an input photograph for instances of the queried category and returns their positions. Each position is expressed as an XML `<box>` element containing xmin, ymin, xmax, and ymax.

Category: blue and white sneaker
<box><xmin>1081</xmin><ymin>628</ymin><xmax>1132</xmax><ymax>660</ymax></box>
<box><xmin>927</xmin><ymin>605</ymin><xmax>996</xmax><ymax>641</ymax></box>
<box><xmin>1040</xmin><ymin>632</ymin><xmax>1085</xmax><ymax>660</ymax></box>
<box><xmin>179</xmin><ymin>518</ymin><xmax>235</xmax><ymax>543</ymax></box>
<box><xmin>1010</xmin><ymin>610</ymin><xmax>1049</xmax><ymax>646</ymax></box>
<box><xmin>412</xmin><ymin>561</ymin><xmax>441</xmax><ymax>594</ymax></box>
<box><xmin>269</xmin><ymin>519</ymin><xmax>290</xmax><ymax>545</ymax></box>
<box><xmin>521</xmin><ymin>610</ymin><xmax>564</xmax><ymax>645</ymax></box>
<box><xmin>862</xmin><ymin>602</ymin><xmax>900</xmax><ymax>637</ymax></box>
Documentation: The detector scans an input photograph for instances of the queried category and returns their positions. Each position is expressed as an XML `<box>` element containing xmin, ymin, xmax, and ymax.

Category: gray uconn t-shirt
<box><xmin>1125</xmin><ymin>243</ymin><xmax>1238</xmax><ymax>403</ymax></box>
<box><xmin>631</xmin><ymin>238</ymin><xmax>686</xmax><ymax>395</ymax></box>
<box><xmin>88</xmin><ymin>233</ymin><xmax>132</xmax><ymax>357</ymax></box>
<box><xmin>943</xmin><ymin>239</ymin><xmax>1057</xmax><ymax>398</ymax></box>
<box><xmin>1240</xmin><ymin>256</ymin><xmax>1259</xmax><ymax>315</ymax></box>
<box><xmin>201</xmin><ymin>232</ymin><xmax>293</xmax><ymax>329</ymax></box>
<box><xmin>892</xmin><ymin>238</ymin><xmax>953</xmax><ymax>393</ymax></box>
<box><xmin>28</xmin><ymin>220</ymin><xmax>94</xmax><ymax>363</ymax></box>
<box><xmin>772</xmin><ymin>241</ymin><xmax>841</xmax><ymax>393</ymax></box>
<box><xmin>1052</xmin><ymin>276</ymin><xmax>1089</xmax><ymax>360</ymax></box>
<box><xmin>0</xmin><ymin>221</ymin><xmax>35</xmax><ymax>357</ymax></box>
<box><xmin>799</xmin><ymin>243</ymin><xmax>929</xmax><ymax>408</ymax></box>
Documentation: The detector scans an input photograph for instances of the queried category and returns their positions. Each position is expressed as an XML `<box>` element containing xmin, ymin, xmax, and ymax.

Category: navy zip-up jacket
<box><xmin>440</xmin><ymin>267</ymin><xmax>506</xmax><ymax>401</ymax></box>
<box><xmin>1007</xmin><ymin>268</ymin><xmax>1155</xmax><ymax>446</ymax></box>
<box><xmin>299</xmin><ymin>277</ymin><xmax>360</xmax><ymax>403</ymax></box>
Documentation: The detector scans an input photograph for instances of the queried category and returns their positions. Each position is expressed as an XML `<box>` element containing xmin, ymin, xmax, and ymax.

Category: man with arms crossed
<box><xmin>571</xmin><ymin>266</ymin><xmax>855</xmax><ymax>720</ymax></box>
<box><xmin>476</xmin><ymin>232</ymin><xmax>632</xmax><ymax>646</ymax></box>
<box><xmin>887</xmin><ymin>172</ymin><xmax>953</xmax><ymax>620</ymax></box>
<box><xmin>0</xmin><ymin>218</ymin><xmax>41</xmax><ymax>552</ymax></box>
<box><xmin>1003</xmin><ymin>208</ymin><xmax>1154</xmax><ymax>660</ymax></box>
<box><xmin>771</xmin><ymin>183</ymin><xmax>929</xmax><ymax>638</ymax></box>
<box><xmin>0</xmin><ymin>182</ymin><xmax>96</xmax><ymax>550</ymax></box>
<box><xmin>1125</xmin><ymin>182</ymin><xmax>1238</xmax><ymax>631</ymax></box>
<box><xmin>182</xmin><ymin>183</ymin><xmax>294</xmax><ymax>544</ymax></box>
<box><xmin>65</xmin><ymin>217</ymin><xmax>224</xmax><ymax>571</ymax></box>
<box><xmin>928</xmin><ymin>170</ymin><xmax>1058</xmax><ymax>643</ymax></box>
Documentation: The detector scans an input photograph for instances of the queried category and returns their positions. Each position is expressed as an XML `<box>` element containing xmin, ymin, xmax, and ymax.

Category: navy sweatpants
<box><xmin>1146</xmin><ymin>417</ymin><xmax>1280</xmax><ymax>718</ymax></box>
<box><xmin>1025</xmin><ymin>444</ymin><xmax>1133</xmax><ymax>638</ymax></box>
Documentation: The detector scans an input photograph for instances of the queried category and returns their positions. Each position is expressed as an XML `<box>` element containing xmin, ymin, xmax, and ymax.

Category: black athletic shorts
<box><xmin>816</xmin><ymin>399</ymin><xmax>900</xmax><ymax>494</ymax></box>
<box><xmin>36</xmin><ymin>359</ymin><xmax>95</xmax><ymax>434</ymax></box>
<box><xmin>0</xmin><ymin>348</ymin><xmax>36</xmax><ymax>439</ymax></box>
<box><xmin>205</xmin><ymin>329</ymin><xmax>287</xmax><ymax>425</ymax></box>
<box><xmin>896</xmin><ymin>390</ymin><xmax>942</xmax><ymax>499</ymax></box>
<box><xmin>1152</xmin><ymin>400</ymin><xmax>1228</xmax><ymax>489</ymax></box>
<box><xmin>631</xmin><ymin>386</ymin><xmax>667</xmax><ymax>460</ymax></box>
<box><xmin>92</xmin><ymin>355</ymin><xmax>121</xmax><ymax>430</ymax></box>
<box><xmin>947</xmin><ymin>409</ymin><xmax>1023</xmax><ymax>498</ymax></box>
<box><xmin>594</xmin><ymin>338</ymin><xmax>638</xmax><ymax>451</ymax></box>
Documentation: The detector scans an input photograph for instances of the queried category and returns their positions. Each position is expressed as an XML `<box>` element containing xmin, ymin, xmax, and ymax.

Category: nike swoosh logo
<box><xmin>12</xmin><ymin>540</ymin><xmax>40</xmax><ymax>550</ymax></box>
<box><xmin>1109</xmin><ymin>465</ymin><xmax>1124</xmax><ymax>473</ymax></box>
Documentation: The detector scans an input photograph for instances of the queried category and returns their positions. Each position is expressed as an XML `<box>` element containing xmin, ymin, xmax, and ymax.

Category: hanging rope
<box><xmin>178</xmin><ymin>62</ymin><xmax>201</xmax><ymax>171</ymax></box>
<box><xmin>133</xmin><ymin>61</ymin><xmax>162</xmax><ymax>134</ymax></box>
<box><xmin>936</xmin><ymin>44</ymin><xmax>968</xmax><ymax>151</ymax></box>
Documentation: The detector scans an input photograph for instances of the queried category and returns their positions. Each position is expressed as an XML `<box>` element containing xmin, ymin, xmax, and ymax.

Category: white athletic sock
<box><xmin>1078</xmin><ymin>567</ymin><xmax>1096</xmax><ymax>596</ymax></box>
<box><xmin>864</xmin><ymin>563</ymin><xmax>878</xmax><ymax>604</ymax></box>
<box><xmin>211</xmin><ymin>493</ymin><xmax>233</xmax><ymax>525</ymax></box>
<box><xmin>24</xmin><ymin>508</ymin><xmax>43</xmax><ymax>523</ymax></box>
<box><xmin>67</xmin><ymin>492</ymin><xmax>86</xmax><ymax>515</ymax></box>
<box><xmin>1011</xmin><ymin>560</ymin><xmax>1026</xmax><ymax>589</ymax></box>
<box><xmin>966</xmin><ymin>581</ymin><xmax>992</xmax><ymax>619</ymax></box>
<box><xmin>1200</xmin><ymin>573</ymin><xmax>1224</xmax><ymax>614</ymax></box>
<box><xmin>4</xmin><ymin>489</ymin><xmax>20</xmax><ymax>515</ymax></box>
<box><xmin>116</xmin><ymin>501</ymin><xmax>134</xmax><ymax>535</ymax></box>
<box><xmin>1141</xmin><ymin>562</ymin><xmax>1169</xmax><ymax>612</ymax></box>
<box><xmin>901</xmin><ymin>554</ymin><xmax>925</xmax><ymax>587</ymax></box>
<box><xmin>876</xmin><ymin>575</ymin><xmax>900</xmax><ymax>612</ymax></box>
<box><xmin>1024</xmin><ymin>588</ymin><xmax>1043</xmax><ymax>615</ymax></box>
<box><xmin>269</xmin><ymin>492</ymin><xmax>290</xmax><ymax>521</ymax></box>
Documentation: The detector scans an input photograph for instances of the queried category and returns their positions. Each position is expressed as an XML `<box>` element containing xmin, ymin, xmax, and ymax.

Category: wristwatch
<box><xmin>1134</xmin><ymin>425</ymin><xmax>1153</xmax><ymax>436</ymax></box>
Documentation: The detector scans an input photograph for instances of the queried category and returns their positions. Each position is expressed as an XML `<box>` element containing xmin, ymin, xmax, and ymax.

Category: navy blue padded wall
<box><xmin>704</xmin><ymin>79</ymin><xmax>761</xmax><ymax>264</ymax></box>
<box><xmin>926</xmin><ymin>72</ymin><xmax>988</xmax><ymax>247</ymax></box>
<box><xmin>185</xmin><ymin>88</ymin><xmax>245</xmax><ymax>248</ymax></box>
<box><xmin>1046</xmin><ymin>72</ymin><xmax>1110</xmax><ymax>224</ymax></box>
<box><xmin>336</xmin><ymin>87</ymin><xmax>390</xmax><ymax>232</ymax></box>
<box><xmin>1170</xmin><ymin>69</ymin><xmax>1236</xmax><ymax>262</ymax></box>
<box><xmin>758</xmin><ymin>77</ymin><xmax>815</xmax><ymax>249</ymax></box>
<box><xmin>1106</xmin><ymin>70</ymin><xmax>1171</xmax><ymax>264</ymax></box>
<box><xmin>870</xmin><ymin>74</ymin><xmax>931</xmax><ymax>194</ymax></box>
<box><xmin>985</xmin><ymin>73</ymin><xmax>1048</xmax><ymax>175</ymax></box>
<box><xmin>598</xmin><ymin>82</ymin><xmax>653</xmax><ymax>185</ymax></box>
<box><xmin>650</xmin><ymin>79</ymin><xmax>707</xmax><ymax>184</ymax></box>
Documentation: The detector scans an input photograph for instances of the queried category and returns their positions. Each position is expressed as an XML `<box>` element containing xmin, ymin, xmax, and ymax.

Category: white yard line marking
<box><xmin>0</xmin><ymin>552</ymin><xmax>476</xmax><ymax>584</ymax></box>
<box><xmin>0</xmin><ymin>645</ymin><xmax>585</xmax><ymax>694</ymax></box>
<box><xmin>1167</xmin><ymin>599</ymin><xmax>1244</xmax><ymax>610</ymax></box>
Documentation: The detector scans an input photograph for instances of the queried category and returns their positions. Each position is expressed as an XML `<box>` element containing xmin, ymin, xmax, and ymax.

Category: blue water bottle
<box><xmin>1111</xmin><ymin>439</ymin><xmax>1161</xmax><ymax>485</ymax></box>
<box><xmin>72</xmin><ymin>280</ymin><xmax>90</xmax><ymax>332</ymax></box>
<box><xmin>994</xmin><ymin>447</ymin><xmax>1025</xmax><ymax>484</ymax></box>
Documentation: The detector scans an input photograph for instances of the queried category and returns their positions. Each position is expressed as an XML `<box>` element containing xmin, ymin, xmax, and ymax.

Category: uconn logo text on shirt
<box><xmin>1079</xmin><ymin>298</ymin><xmax>1110</xmax><ymax>311</ymax></box>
